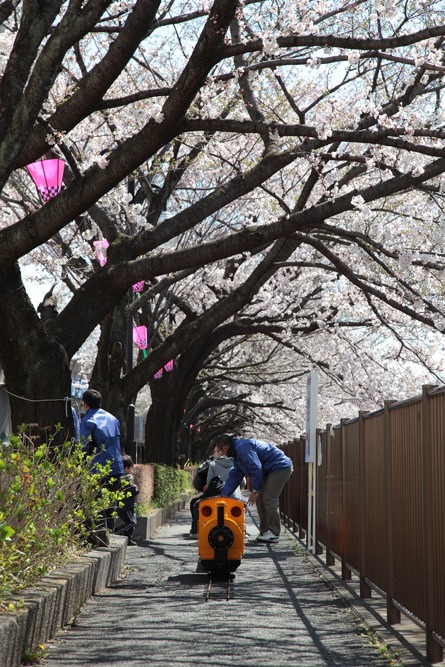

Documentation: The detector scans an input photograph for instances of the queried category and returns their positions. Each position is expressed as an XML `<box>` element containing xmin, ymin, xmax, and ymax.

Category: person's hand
<box><xmin>247</xmin><ymin>490</ymin><xmax>259</xmax><ymax>505</ymax></box>
<box><xmin>203</xmin><ymin>484</ymin><xmax>208</xmax><ymax>492</ymax></box>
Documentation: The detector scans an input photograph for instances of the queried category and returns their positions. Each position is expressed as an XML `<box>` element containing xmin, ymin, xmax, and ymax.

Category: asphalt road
<box><xmin>42</xmin><ymin>506</ymin><xmax>392</xmax><ymax>667</ymax></box>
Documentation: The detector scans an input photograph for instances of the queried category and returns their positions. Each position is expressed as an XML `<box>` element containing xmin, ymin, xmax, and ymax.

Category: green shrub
<box><xmin>152</xmin><ymin>464</ymin><xmax>191</xmax><ymax>508</ymax></box>
<box><xmin>0</xmin><ymin>431</ymin><xmax>125</xmax><ymax>610</ymax></box>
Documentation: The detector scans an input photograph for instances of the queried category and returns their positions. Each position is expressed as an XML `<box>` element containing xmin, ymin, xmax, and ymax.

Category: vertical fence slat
<box><xmin>340</xmin><ymin>419</ymin><xmax>351</xmax><ymax>580</ymax></box>
<box><xmin>422</xmin><ymin>386</ymin><xmax>443</xmax><ymax>663</ymax></box>
<box><xmin>359</xmin><ymin>410</ymin><xmax>371</xmax><ymax>599</ymax></box>
<box><xmin>384</xmin><ymin>399</ymin><xmax>401</xmax><ymax>625</ymax></box>
<box><xmin>326</xmin><ymin>424</ymin><xmax>335</xmax><ymax>566</ymax></box>
<box><xmin>299</xmin><ymin>435</ymin><xmax>307</xmax><ymax>541</ymax></box>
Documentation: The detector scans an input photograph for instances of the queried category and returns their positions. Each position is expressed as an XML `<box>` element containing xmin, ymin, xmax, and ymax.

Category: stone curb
<box><xmin>0</xmin><ymin>495</ymin><xmax>191</xmax><ymax>667</ymax></box>
<box><xmin>0</xmin><ymin>535</ymin><xmax>127</xmax><ymax>667</ymax></box>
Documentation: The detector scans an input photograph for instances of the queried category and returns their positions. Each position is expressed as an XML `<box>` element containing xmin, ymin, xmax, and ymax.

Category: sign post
<box><xmin>305</xmin><ymin>369</ymin><xmax>318</xmax><ymax>553</ymax></box>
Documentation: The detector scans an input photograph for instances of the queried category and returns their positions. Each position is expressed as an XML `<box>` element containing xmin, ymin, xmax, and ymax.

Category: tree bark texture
<box><xmin>0</xmin><ymin>264</ymin><xmax>72</xmax><ymax>443</ymax></box>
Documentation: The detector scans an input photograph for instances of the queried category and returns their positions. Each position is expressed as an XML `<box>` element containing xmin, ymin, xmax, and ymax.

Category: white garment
<box><xmin>206</xmin><ymin>456</ymin><xmax>243</xmax><ymax>500</ymax></box>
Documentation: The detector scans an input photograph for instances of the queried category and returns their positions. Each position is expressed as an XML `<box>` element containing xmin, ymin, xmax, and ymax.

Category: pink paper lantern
<box><xmin>26</xmin><ymin>159</ymin><xmax>65</xmax><ymax>203</ymax></box>
<box><xmin>133</xmin><ymin>325</ymin><xmax>148</xmax><ymax>350</ymax></box>
<box><xmin>93</xmin><ymin>239</ymin><xmax>109</xmax><ymax>267</ymax></box>
<box><xmin>133</xmin><ymin>281</ymin><xmax>145</xmax><ymax>293</ymax></box>
<box><xmin>154</xmin><ymin>358</ymin><xmax>174</xmax><ymax>379</ymax></box>
<box><xmin>164</xmin><ymin>359</ymin><xmax>174</xmax><ymax>372</ymax></box>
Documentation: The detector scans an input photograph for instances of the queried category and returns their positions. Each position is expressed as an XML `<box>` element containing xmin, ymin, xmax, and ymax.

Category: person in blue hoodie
<box><xmin>217</xmin><ymin>434</ymin><xmax>292</xmax><ymax>543</ymax></box>
<box><xmin>80</xmin><ymin>389</ymin><xmax>124</xmax><ymax>536</ymax></box>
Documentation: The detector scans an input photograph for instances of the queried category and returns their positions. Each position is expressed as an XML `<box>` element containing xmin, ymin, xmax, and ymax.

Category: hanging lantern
<box><xmin>133</xmin><ymin>325</ymin><xmax>148</xmax><ymax>358</ymax></box>
<box><xmin>26</xmin><ymin>159</ymin><xmax>65</xmax><ymax>203</ymax></box>
<box><xmin>153</xmin><ymin>358</ymin><xmax>174</xmax><ymax>379</ymax></box>
<box><xmin>93</xmin><ymin>239</ymin><xmax>109</xmax><ymax>267</ymax></box>
<box><xmin>133</xmin><ymin>326</ymin><xmax>148</xmax><ymax>349</ymax></box>
<box><xmin>133</xmin><ymin>281</ymin><xmax>144</xmax><ymax>293</ymax></box>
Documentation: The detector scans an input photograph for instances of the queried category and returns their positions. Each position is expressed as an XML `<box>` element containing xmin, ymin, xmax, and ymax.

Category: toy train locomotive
<box><xmin>198</xmin><ymin>496</ymin><xmax>245</xmax><ymax>577</ymax></box>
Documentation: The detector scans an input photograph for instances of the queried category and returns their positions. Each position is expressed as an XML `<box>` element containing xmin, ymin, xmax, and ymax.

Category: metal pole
<box><xmin>307</xmin><ymin>462</ymin><xmax>313</xmax><ymax>552</ymax></box>
<box><xmin>125</xmin><ymin>178</ymin><xmax>138</xmax><ymax>462</ymax></box>
<box><xmin>126</xmin><ymin>286</ymin><xmax>136</xmax><ymax>461</ymax></box>
<box><xmin>306</xmin><ymin>369</ymin><xmax>318</xmax><ymax>552</ymax></box>
<box><xmin>312</xmin><ymin>438</ymin><xmax>317</xmax><ymax>552</ymax></box>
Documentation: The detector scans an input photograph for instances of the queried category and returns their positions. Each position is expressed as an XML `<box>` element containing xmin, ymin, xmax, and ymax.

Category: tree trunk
<box><xmin>144</xmin><ymin>369</ymin><xmax>186</xmax><ymax>465</ymax></box>
<box><xmin>0</xmin><ymin>265</ymin><xmax>72</xmax><ymax>444</ymax></box>
<box><xmin>87</xmin><ymin>299</ymin><xmax>140</xmax><ymax>453</ymax></box>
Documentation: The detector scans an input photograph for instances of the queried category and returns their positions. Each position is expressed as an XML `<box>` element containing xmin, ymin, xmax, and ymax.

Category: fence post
<box><xmin>283</xmin><ymin>440</ymin><xmax>295</xmax><ymax>533</ymax></box>
<box><xmin>384</xmin><ymin>399</ymin><xmax>400</xmax><ymax>625</ymax></box>
<box><xmin>299</xmin><ymin>435</ymin><xmax>306</xmax><ymax>541</ymax></box>
<box><xmin>284</xmin><ymin>441</ymin><xmax>291</xmax><ymax>532</ymax></box>
<box><xmin>359</xmin><ymin>410</ymin><xmax>371</xmax><ymax>598</ymax></box>
<box><xmin>340</xmin><ymin>418</ymin><xmax>351</xmax><ymax>580</ymax></box>
<box><xmin>325</xmin><ymin>423</ymin><xmax>335</xmax><ymax>566</ymax></box>
<box><xmin>291</xmin><ymin>439</ymin><xmax>299</xmax><ymax>534</ymax></box>
<box><xmin>421</xmin><ymin>385</ymin><xmax>443</xmax><ymax>664</ymax></box>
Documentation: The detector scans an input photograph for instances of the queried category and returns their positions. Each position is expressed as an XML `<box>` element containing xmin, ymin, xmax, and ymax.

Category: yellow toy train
<box><xmin>198</xmin><ymin>496</ymin><xmax>245</xmax><ymax>577</ymax></box>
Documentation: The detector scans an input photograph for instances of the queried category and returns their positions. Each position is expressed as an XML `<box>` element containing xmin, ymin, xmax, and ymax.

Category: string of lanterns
<box><xmin>25</xmin><ymin>158</ymin><xmax>174</xmax><ymax>380</ymax></box>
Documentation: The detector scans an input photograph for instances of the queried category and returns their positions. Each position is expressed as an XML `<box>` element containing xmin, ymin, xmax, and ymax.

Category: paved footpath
<box><xmin>43</xmin><ymin>507</ymin><xmax>395</xmax><ymax>667</ymax></box>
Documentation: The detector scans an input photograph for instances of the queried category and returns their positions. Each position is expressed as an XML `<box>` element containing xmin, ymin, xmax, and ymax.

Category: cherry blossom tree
<box><xmin>2</xmin><ymin>0</ymin><xmax>445</xmax><ymax>455</ymax></box>
<box><xmin>141</xmin><ymin>250</ymin><xmax>445</xmax><ymax>463</ymax></box>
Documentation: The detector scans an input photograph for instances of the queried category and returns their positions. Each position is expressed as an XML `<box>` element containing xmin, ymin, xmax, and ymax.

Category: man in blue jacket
<box><xmin>80</xmin><ymin>389</ymin><xmax>124</xmax><ymax>534</ymax></box>
<box><xmin>217</xmin><ymin>434</ymin><xmax>292</xmax><ymax>543</ymax></box>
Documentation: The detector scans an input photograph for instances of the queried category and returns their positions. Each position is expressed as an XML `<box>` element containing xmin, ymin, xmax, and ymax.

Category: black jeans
<box><xmin>86</xmin><ymin>474</ymin><xmax>122</xmax><ymax>546</ymax></box>
<box><xmin>100</xmin><ymin>474</ymin><xmax>122</xmax><ymax>531</ymax></box>
<box><xmin>189</xmin><ymin>495</ymin><xmax>202</xmax><ymax>533</ymax></box>
<box><xmin>115</xmin><ymin>507</ymin><xmax>137</xmax><ymax>539</ymax></box>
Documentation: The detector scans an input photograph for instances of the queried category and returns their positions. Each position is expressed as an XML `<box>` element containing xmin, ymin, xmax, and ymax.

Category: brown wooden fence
<box><xmin>280</xmin><ymin>384</ymin><xmax>445</xmax><ymax>664</ymax></box>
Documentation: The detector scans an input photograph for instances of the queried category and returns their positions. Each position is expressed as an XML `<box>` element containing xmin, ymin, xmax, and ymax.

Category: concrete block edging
<box><xmin>0</xmin><ymin>536</ymin><xmax>127</xmax><ymax>667</ymax></box>
<box><xmin>0</xmin><ymin>494</ymin><xmax>191</xmax><ymax>667</ymax></box>
<box><xmin>133</xmin><ymin>493</ymin><xmax>190</xmax><ymax>541</ymax></box>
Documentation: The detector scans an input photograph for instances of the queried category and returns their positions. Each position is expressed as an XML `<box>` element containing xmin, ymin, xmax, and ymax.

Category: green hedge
<box><xmin>152</xmin><ymin>464</ymin><xmax>191</xmax><ymax>508</ymax></box>
<box><xmin>0</xmin><ymin>433</ymin><xmax>192</xmax><ymax>610</ymax></box>
<box><xmin>0</xmin><ymin>431</ymin><xmax>127</xmax><ymax>610</ymax></box>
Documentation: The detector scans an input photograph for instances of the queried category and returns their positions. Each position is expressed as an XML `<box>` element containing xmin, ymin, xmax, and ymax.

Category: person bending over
<box><xmin>217</xmin><ymin>434</ymin><xmax>292</xmax><ymax>543</ymax></box>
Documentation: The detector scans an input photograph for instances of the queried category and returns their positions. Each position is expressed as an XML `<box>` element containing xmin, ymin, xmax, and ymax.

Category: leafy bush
<box><xmin>0</xmin><ymin>431</ymin><xmax>125</xmax><ymax>610</ymax></box>
<box><xmin>152</xmin><ymin>464</ymin><xmax>191</xmax><ymax>508</ymax></box>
